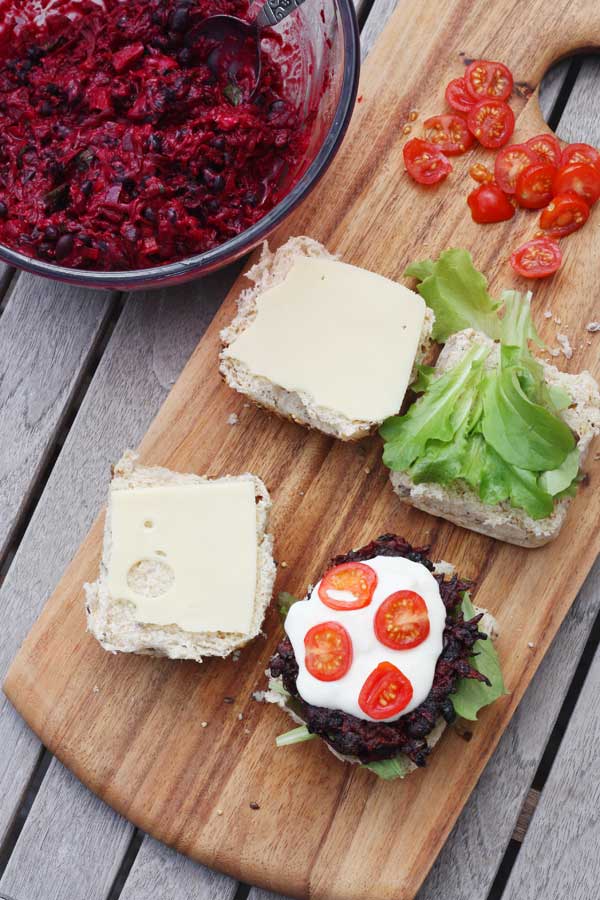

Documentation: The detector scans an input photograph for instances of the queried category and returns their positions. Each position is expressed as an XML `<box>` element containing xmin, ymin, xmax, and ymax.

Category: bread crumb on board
<box><xmin>587</xmin><ymin>322</ymin><xmax>600</xmax><ymax>333</ymax></box>
<box><xmin>556</xmin><ymin>333</ymin><xmax>573</xmax><ymax>359</ymax></box>
<box><xmin>227</xmin><ymin>412</ymin><xmax>239</xmax><ymax>426</ymax></box>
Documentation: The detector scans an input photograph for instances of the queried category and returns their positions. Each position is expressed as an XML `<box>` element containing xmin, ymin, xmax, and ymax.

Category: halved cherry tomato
<box><xmin>469</xmin><ymin>163</ymin><xmax>494</xmax><ymax>184</ymax></box>
<box><xmin>467</xmin><ymin>183</ymin><xmax>515</xmax><ymax>223</ymax></box>
<box><xmin>540</xmin><ymin>192</ymin><xmax>590</xmax><ymax>238</ymax></box>
<box><xmin>553</xmin><ymin>162</ymin><xmax>600</xmax><ymax>206</ymax></box>
<box><xmin>467</xmin><ymin>99</ymin><xmax>515</xmax><ymax>149</ymax></box>
<box><xmin>445</xmin><ymin>77</ymin><xmax>476</xmax><ymax>113</ymax></box>
<box><xmin>318</xmin><ymin>561</ymin><xmax>377</xmax><ymax>610</ymax></box>
<box><xmin>423</xmin><ymin>114</ymin><xmax>474</xmax><ymax>155</ymax></box>
<box><xmin>515</xmin><ymin>163</ymin><xmax>555</xmax><ymax>209</ymax></box>
<box><xmin>403</xmin><ymin>138</ymin><xmax>452</xmax><ymax>185</ymax></box>
<box><xmin>304</xmin><ymin>621</ymin><xmax>352</xmax><ymax>682</ymax></box>
<box><xmin>560</xmin><ymin>142</ymin><xmax>600</xmax><ymax>171</ymax></box>
<box><xmin>526</xmin><ymin>133</ymin><xmax>562</xmax><ymax>168</ymax></box>
<box><xmin>510</xmin><ymin>237</ymin><xmax>562</xmax><ymax>279</ymax></box>
<box><xmin>374</xmin><ymin>590</ymin><xmax>430</xmax><ymax>650</ymax></box>
<box><xmin>358</xmin><ymin>661</ymin><xmax>413</xmax><ymax>719</ymax></box>
<box><xmin>494</xmin><ymin>143</ymin><xmax>538</xmax><ymax>194</ymax></box>
<box><xmin>465</xmin><ymin>59</ymin><xmax>513</xmax><ymax>101</ymax></box>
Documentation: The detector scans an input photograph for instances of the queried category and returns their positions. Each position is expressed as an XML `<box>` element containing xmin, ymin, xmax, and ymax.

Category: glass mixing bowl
<box><xmin>0</xmin><ymin>0</ymin><xmax>360</xmax><ymax>290</ymax></box>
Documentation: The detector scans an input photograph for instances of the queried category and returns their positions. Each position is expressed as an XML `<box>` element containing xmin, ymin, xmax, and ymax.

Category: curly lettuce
<box><xmin>381</xmin><ymin>288</ymin><xmax>580</xmax><ymax>520</ymax></box>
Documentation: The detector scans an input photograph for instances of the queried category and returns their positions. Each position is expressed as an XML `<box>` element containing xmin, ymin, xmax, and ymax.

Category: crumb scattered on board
<box><xmin>227</xmin><ymin>412</ymin><xmax>239</xmax><ymax>426</ymax></box>
<box><xmin>587</xmin><ymin>322</ymin><xmax>600</xmax><ymax>333</ymax></box>
<box><xmin>556</xmin><ymin>333</ymin><xmax>573</xmax><ymax>359</ymax></box>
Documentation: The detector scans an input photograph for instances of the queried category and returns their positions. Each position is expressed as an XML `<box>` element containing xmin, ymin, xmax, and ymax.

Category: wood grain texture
<box><xmin>0</xmin><ymin>756</ymin><xmax>131</xmax><ymax>900</ymax></box>
<box><xmin>554</xmin><ymin>55</ymin><xmax>600</xmax><ymax>144</ymax></box>
<box><xmin>0</xmin><ymin>273</ymin><xmax>237</xmax><ymax>888</ymax></box>
<box><xmin>502</xmin><ymin>613</ymin><xmax>600</xmax><ymax>898</ymax></box>
<box><xmin>4</xmin><ymin>2</ymin><xmax>600</xmax><ymax>899</ymax></box>
<box><xmin>118</xmin><ymin>837</ymin><xmax>238</xmax><ymax>900</ymax></box>
<box><xmin>0</xmin><ymin>276</ymin><xmax>115</xmax><ymax>560</ymax></box>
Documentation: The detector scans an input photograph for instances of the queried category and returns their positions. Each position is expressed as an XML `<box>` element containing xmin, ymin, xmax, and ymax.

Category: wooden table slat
<box><xmin>0</xmin><ymin>277</ymin><xmax>115</xmax><ymax>564</ymax></box>
<box><xmin>0</xmin><ymin>274</ymin><xmax>237</xmax><ymax>899</ymax></box>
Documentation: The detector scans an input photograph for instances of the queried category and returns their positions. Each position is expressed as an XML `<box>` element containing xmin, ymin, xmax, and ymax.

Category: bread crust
<box><xmin>219</xmin><ymin>237</ymin><xmax>435</xmax><ymax>441</ymax></box>
<box><xmin>390</xmin><ymin>329</ymin><xmax>600</xmax><ymax>548</ymax></box>
<box><xmin>85</xmin><ymin>450</ymin><xmax>276</xmax><ymax>662</ymax></box>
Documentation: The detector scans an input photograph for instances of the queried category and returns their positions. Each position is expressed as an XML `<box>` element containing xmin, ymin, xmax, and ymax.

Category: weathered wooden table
<box><xmin>0</xmin><ymin>1</ymin><xmax>599</xmax><ymax>896</ymax></box>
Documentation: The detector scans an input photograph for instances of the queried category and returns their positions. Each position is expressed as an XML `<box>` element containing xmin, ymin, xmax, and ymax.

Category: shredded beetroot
<box><xmin>0</xmin><ymin>0</ymin><xmax>309</xmax><ymax>269</ymax></box>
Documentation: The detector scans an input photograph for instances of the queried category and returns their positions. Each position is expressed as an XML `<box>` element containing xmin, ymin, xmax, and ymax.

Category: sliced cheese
<box><xmin>223</xmin><ymin>256</ymin><xmax>426</xmax><ymax>422</ymax></box>
<box><xmin>107</xmin><ymin>481</ymin><xmax>257</xmax><ymax>634</ymax></box>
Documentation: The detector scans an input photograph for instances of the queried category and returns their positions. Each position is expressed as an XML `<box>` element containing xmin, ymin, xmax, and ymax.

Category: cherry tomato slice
<box><xmin>318</xmin><ymin>561</ymin><xmax>377</xmax><ymax>611</ymax></box>
<box><xmin>515</xmin><ymin>163</ymin><xmax>555</xmax><ymax>209</ymax></box>
<box><xmin>560</xmin><ymin>142</ymin><xmax>600</xmax><ymax>171</ymax></box>
<box><xmin>423</xmin><ymin>114</ymin><xmax>474</xmax><ymax>155</ymax></box>
<box><xmin>510</xmin><ymin>238</ymin><xmax>562</xmax><ymax>279</ymax></box>
<box><xmin>374</xmin><ymin>590</ymin><xmax>430</xmax><ymax>650</ymax></box>
<box><xmin>469</xmin><ymin>163</ymin><xmax>494</xmax><ymax>184</ymax></box>
<box><xmin>403</xmin><ymin>138</ymin><xmax>452</xmax><ymax>185</ymax></box>
<box><xmin>304</xmin><ymin>621</ymin><xmax>353</xmax><ymax>682</ymax></box>
<box><xmin>445</xmin><ymin>77</ymin><xmax>476</xmax><ymax>113</ymax></box>
<box><xmin>467</xmin><ymin>183</ymin><xmax>515</xmax><ymax>223</ymax></box>
<box><xmin>540</xmin><ymin>192</ymin><xmax>590</xmax><ymax>238</ymax></box>
<box><xmin>465</xmin><ymin>59</ymin><xmax>514</xmax><ymax>101</ymax></box>
<box><xmin>494</xmin><ymin>143</ymin><xmax>538</xmax><ymax>194</ymax></box>
<box><xmin>358</xmin><ymin>661</ymin><xmax>413</xmax><ymax>719</ymax></box>
<box><xmin>526</xmin><ymin>133</ymin><xmax>562</xmax><ymax>168</ymax></box>
<box><xmin>467</xmin><ymin>99</ymin><xmax>515</xmax><ymax>149</ymax></box>
<box><xmin>553</xmin><ymin>162</ymin><xmax>600</xmax><ymax>206</ymax></box>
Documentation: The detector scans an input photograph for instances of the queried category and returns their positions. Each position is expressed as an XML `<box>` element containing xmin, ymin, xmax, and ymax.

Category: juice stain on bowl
<box><xmin>0</xmin><ymin>0</ymin><xmax>313</xmax><ymax>270</ymax></box>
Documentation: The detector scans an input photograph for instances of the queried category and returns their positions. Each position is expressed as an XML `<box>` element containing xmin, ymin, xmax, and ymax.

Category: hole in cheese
<box><xmin>127</xmin><ymin>558</ymin><xmax>175</xmax><ymax>598</ymax></box>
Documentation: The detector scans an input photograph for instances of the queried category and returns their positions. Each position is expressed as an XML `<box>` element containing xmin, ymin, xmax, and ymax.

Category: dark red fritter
<box><xmin>269</xmin><ymin>534</ymin><xmax>490</xmax><ymax>767</ymax></box>
<box><xmin>0</xmin><ymin>0</ymin><xmax>309</xmax><ymax>270</ymax></box>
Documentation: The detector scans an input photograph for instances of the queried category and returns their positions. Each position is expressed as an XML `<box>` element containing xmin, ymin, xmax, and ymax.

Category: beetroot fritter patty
<box><xmin>269</xmin><ymin>534</ymin><xmax>490</xmax><ymax>767</ymax></box>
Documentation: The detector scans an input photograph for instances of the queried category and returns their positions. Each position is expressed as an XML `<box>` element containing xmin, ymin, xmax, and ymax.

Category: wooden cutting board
<box><xmin>4</xmin><ymin>1</ymin><xmax>600</xmax><ymax>898</ymax></box>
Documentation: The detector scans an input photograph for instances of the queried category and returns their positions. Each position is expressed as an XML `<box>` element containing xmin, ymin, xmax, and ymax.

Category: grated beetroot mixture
<box><xmin>0</xmin><ymin>0</ymin><xmax>310</xmax><ymax>269</ymax></box>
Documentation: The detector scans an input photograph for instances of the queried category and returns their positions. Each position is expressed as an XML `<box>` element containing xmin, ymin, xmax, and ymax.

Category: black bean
<box><xmin>169</xmin><ymin>6</ymin><xmax>190</xmax><ymax>32</ymax></box>
<box><xmin>0</xmin><ymin>201</ymin><xmax>7</xmax><ymax>218</ymax></box>
<box><xmin>142</xmin><ymin>206</ymin><xmax>156</xmax><ymax>222</ymax></box>
<box><xmin>55</xmin><ymin>234</ymin><xmax>74</xmax><ymax>260</ymax></box>
<box><xmin>81</xmin><ymin>179</ymin><xmax>93</xmax><ymax>197</ymax></box>
<box><xmin>44</xmin><ymin>225</ymin><xmax>59</xmax><ymax>241</ymax></box>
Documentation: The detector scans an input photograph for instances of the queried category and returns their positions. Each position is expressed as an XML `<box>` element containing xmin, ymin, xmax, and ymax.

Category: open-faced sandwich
<box><xmin>264</xmin><ymin>534</ymin><xmax>504</xmax><ymax>779</ymax></box>
<box><xmin>85</xmin><ymin>451</ymin><xmax>275</xmax><ymax>663</ymax></box>
<box><xmin>220</xmin><ymin>236</ymin><xmax>434</xmax><ymax>441</ymax></box>
<box><xmin>381</xmin><ymin>250</ymin><xmax>600</xmax><ymax>547</ymax></box>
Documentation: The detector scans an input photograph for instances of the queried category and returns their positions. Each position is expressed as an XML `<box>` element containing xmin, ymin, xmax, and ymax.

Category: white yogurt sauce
<box><xmin>285</xmin><ymin>555</ymin><xmax>446</xmax><ymax>722</ymax></box>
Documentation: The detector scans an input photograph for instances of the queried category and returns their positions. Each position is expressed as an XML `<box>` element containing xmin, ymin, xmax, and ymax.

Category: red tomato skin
<box><xmin>318</xmin><ymin>561</ymin><xmax>377</xmax><ymax>611</ymax></box>
<box><xmin>539</xmin><ymin>192</ymin><xmax>590</xmax><ymax>238</ymax></box>
<box><xmin>423</xmin><ymin>114</ymin><xmax>474</xmax><ymax>155</ymax></box>
<box><xmin>515</xmin><ymin>163</ymin><xmax>555</xmax><ymax>209</ymax></box>
<box><xmin>304</xmin><ymin>621</ymin><xmax>353</xmax><ymax>682</ymax></box>
<box><xmin>526</xmin><ymin>134</ymin><xmax>562</xmax><ymax>168</ymax></box>
<box><xmin>445</xmin><ymin>77</ymin><xmax>476</xmax><ymax>113</ymax></box>
<box><xmin>553</xmin><ymin>162</ymin><xmax>600</xmax><ymax>206</ymax></box>
<box><xmin>467</xmin><ymin>183</ymin><xmax>515</xmax><ymax>223</ymax></box>
<box><xmin>560</xmin><ymin>142</ymin><xmax>600</xmax><ymax>171</ymax></box>
<box><xmin>467</xmin><ymin>99</ymin><xmax>515</xmax><ymax>149</ymax></box>
<box><xmin>510</xmin><ymin>238</ymin><xmax>562</xmax><ymax>279</ymax></box>
<box><xmin>403</xmin><ymin>138</ymin><xmax>452</xmax><ymax>185</ymax></box>
<box><xmin>465</xmin><ymin>59</ymin><xmax>514</xmax><ymax>101</ymax></box>
<box><xmin>358</xmin><ymin>661</ymin><xmax>413</xmax><ymax>720</ymax></box>
<box><xmin>494</xmin><ymin>143</ymin><xmax>538</xmax><ymax>194</ymax></box>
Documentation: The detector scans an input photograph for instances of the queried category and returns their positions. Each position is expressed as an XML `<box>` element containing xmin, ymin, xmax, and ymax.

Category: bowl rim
<box><xmin>0</xmin><ymin>0</ymin><xmax>361</xmax><ymax>289</ymax></box>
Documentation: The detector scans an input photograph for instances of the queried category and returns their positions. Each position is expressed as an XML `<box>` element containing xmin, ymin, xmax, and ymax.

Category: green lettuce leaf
<box><xmin>411</xmin><ymin>364</ymin><xmax>436</xmax><ymax>394</ymax></box>
<box><xmin>275</xmin><ymin>725</ymin><xmax>316</xmax><ymax>747</ymax></box>
<box><xmin>404</xmin><ymin>248</ymin><xmax>501</xmax><ymax>342</ymax></box>
<box><xmin>451</xmin><ymin>594</ymin><xmax>507</xmax><ymax>721</ymax></box>
<box><xmin>363</xmin><ymin>755</ymin><xmax>411</xmax><ymax>780</ymax></box>
<box><xmin>381</xmin><ymin>343</ymin><xmax>490</xmax><ymax>472</ymax></box>
<box><xmin>482</xmin><ymin>368</ymin><xmax>575</xmax><ymax>472</ymax></box>
<box><xmin>278</xmin><ymin>591</ymin><xmax>301</xmax><ymax>621</ymax></box>
<box><xmin>539</xmin><ymin>447</ymin><xmax>581</xmax><ymax>496</ymax></box>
